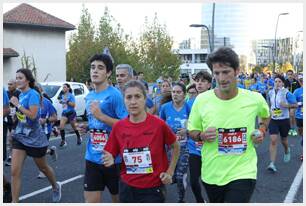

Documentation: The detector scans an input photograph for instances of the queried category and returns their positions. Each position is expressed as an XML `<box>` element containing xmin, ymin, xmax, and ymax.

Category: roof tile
<box><xmin>4</xmin><ymin>3</ymin><xmax>75</xmax><ymax>31</ymax></box>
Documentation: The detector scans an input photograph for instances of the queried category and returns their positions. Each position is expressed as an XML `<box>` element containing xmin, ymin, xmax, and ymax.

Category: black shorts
<box><xmin>84</xmin><ymin>160</ymin><xmax>120</xmax><ymax>194</ymax></box>
<box><xmin>12</xmin><ymin>139</ymin><xmax>48</xmax><ymax>158</ymax></box>
<box><xmin>268</xmin><ymin>119</ymin><xmax>290</xmax><ymax>138</ymax></box>
<box><xmin>202</xmin><ymin>179</ymin><xmax>256</xmax><ymax>203</ymax></box>
<box><xmin>296</xmin><ymin>118</ymin><xmax>303</xmax><ymax>128</ymax></box>
<box><xmin>119</xmin><ymin>180</ymin><xmax>166</xmax><ymax>203</ymax></box>
<box><xmin>62</xmin><ymin>110</ymin><xmax>76</xmax><ymax>122</ymax></box>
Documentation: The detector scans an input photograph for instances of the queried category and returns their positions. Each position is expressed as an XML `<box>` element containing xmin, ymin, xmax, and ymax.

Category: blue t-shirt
<box><xmin>146</xmin><ymin>95</ymin><xmax>154</xmax><ymax>109</ymax></box>
<box><xmin>268</xmin><ymin>78</ymin><xmax>274</xmax><ymax>88</ymax></box>
<box><xmin>256</xmin><ymin>82</ymin><xmax>268</xmax><ymax>95</ymax></box>
<box><xmin>159</xmin><ymin>101</ymin><xmax>190</xmax><ymax>148</ymax></box>
<box><xmin>186</xmin><ymin>98</ymin><xmax>202</xmax><ymax>156</ymax></box>
<box><xmin>153</xmin><ymin>95</ymin><xmax>163</xmax><ymax>114</ymax></box>
<box><xmin>40</xmin><ymin>97</ymin><xmax>57</xmax><ymax>134</ymax></box>
<box><xmin>3</xmin><ymin>88</ymin><xmax>9</xmax><ymax>106</ymax></box>
<box><xmin>237</xmin><ymin>82</ymin><xmax>245</xmax><ymax>89</ymax></box>
<box><xmin>60</xmin><ymin>92</ymin><xmax>75</xmax><ymax>114</ymax></box>
<box><xmin>293</xmin><ymin>87</ymin><xmax>303</xmax><ymax>119</ymax></box>
<box><xmin>14</xmin><ymin>88</ymin><xmax>48</xmax><ymax>148</ymax></box>
<box><xmin>249</xmin><ymin>83</ymin><xmax>257</xmax><ymax>91</ymax></box>
<box><xmin>85</xmin><ymin>86</ymin><xmax>128</xmax><ymax>164</ymax></box>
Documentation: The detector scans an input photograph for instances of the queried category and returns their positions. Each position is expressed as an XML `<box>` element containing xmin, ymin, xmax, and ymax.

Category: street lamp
<box><xmin>273</xmin><ymin>12</ymin><xmax>289</xmax><ymax>73</ymax></box>
<box><xmin>190</xmin><ymin>24</ymin><xmax>213</xmax><ymax>52</ymax></box>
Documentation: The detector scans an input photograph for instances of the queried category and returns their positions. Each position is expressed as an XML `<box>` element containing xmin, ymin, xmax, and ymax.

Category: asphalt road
<box><xmin>3</xmin><ymin>124</ymin><xmax>303</xmax><ymax>203</ymax></box>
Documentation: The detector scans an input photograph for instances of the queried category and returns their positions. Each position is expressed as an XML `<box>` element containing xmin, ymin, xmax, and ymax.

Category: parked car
<box><xmin>40</xmin><ymin>81</ymin><xmax>89</xmax><ymax>120</ymax></box>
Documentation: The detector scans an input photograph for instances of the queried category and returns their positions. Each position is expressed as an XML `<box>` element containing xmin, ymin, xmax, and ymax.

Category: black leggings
<box><xmin>189</xmin><ymin>154</ymin><xmax>204</xmax><ymax>203</ymax></box>
<box><xmin>202</xmin><ymin>179</ymin><xmax>256</xmax><ymax>203</ymax></box>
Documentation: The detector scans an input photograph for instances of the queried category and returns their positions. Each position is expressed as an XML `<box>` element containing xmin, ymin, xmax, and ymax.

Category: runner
<box><xmin>103</xmin><ymin>80</ymin><xmax>180</xmax><ymax>203</ymax></box>
<box><xmin>188</xmin><ymin>47</ymin><xmax>270</xmax><ymax>203</ymax></box>
<box><xmin>285</xmin><ymin>70</ymin><xmax>301</xmax><ymax>136</ymax></box>
<box><xmin>187</xmin><ymin>71</ymin><xmax>212</xmax><ymax>203</ymax></box>
<box><xmin>266</xmin><ymin>74</ymin><xmax>297</xmax><ymax>172</ymax></box>
<box><xmin>35</xmin><ymin>84</ymin><xmax>58</xmax><ymax>178</ymax></box>
<box><xmin>159</xmin><ymin>82</ymin><xmax>190</xmax><ymax>203</ymax></box>
<box><xmin>9</xmin><ymin>68</ymin><xmax>61</xmax><ymax>203</ymax></box>
<box><xmin>115</xmin><ymin>64</ymin><xmax>134</xmax><ymax>92</ymax></box>
<box><xmin>293</xmin><ymin>74</ymin><xmax>303</xmax><ymax>161</ymax></box>
<box><xmin>5</xmin><ymin>79</ymin><xmax>21</xmax><ymax>166</ymax></box>
<box><xmin>3</xmin><ymin>87</ymin><xmax>12</xmax><ymax>203</ymax></box>
<box><xmin>152</xmin><ymin>79</ymin><xmax>172</xmax><ymax>115</ymax></box>
<box><xmin>58</xmin><ymin>83</ymin><xmax>81</xmax><ymax>147</ymax></box>
<box><xmin>79</xmin><ymin>54</ymin><xmax>128</xmax><ymax>203</ymax></box>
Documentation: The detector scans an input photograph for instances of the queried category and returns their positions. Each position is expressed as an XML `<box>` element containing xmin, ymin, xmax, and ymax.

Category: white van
<box><xmin>40</xmin><ymin>82</ymin><xmax>89</xmax><ymax>120</ymax></box>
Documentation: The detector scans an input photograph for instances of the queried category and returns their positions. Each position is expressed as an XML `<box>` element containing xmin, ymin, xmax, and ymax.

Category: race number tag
<box><xmin>16</xmin><ymin>111</ymin><xmax>26</xmax><ymax>123</ymax></box>
<box><xmin>90</xmin><ymin>130</ymin><xmax>108</xmax><ymax>151</ymax></box>
<box><xmin>177</xmin><ymin>135</ymin><xmax>187</xmax><ymax>144</ymax></box>
<box><xmin>272</xmin><ymin>108</ymin><xmax>283</xmax><ymax>118</ymax></box>
<box><xmin>218</xmin><ymin>127</ymin><xmax>247</xmax><ymax>155</ymax></box>
<box><xmin>123</xmin><ymin>147</ymin><xmax>153</xmax><ymax>174</ymax></box>
<box><xmin>195</xmin><ymin>141</ymin><xmax>203</xmax><ymax>152</ymax></box>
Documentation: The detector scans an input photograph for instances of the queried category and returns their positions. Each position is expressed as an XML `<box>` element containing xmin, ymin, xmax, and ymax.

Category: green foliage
<box><xmin>66</xmin><ymin>4</ymin><xmax>96</xmax><ymax>83</ymax></box>
<box><xmin>138</xmin><ymin>14</ymin><xmax>181</xmax><ymax>81</ymax></box>
<box><xmin>66</xmin><ymin>6</ymin><xmax>180</xmax><ymax>83</ymax></box>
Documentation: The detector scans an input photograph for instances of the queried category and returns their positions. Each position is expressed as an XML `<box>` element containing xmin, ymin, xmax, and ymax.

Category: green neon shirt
<box><xmin>188</xmin><ymin>88</ymin><xmax>270</xmax><ymax>186</ymax></box>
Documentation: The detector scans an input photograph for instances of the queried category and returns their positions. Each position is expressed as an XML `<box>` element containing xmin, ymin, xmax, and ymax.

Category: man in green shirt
<box><xmin>188</xmin><ymin>47</ymin><xmax>270</xmax><ymax>203</ymax></box>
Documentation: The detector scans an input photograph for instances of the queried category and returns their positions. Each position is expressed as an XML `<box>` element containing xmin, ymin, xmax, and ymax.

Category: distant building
<box><xmin>3</xmin><ymin>3</ymin><xmax>75</xmax><ymax>86</ymax></box>
<box><xmin>252</xmin><ymin>39</ymin><xmax>274</xmax><ymax>66</ymax></box>
<box><xmin>201</xmin><ymin>3</ymin><xmax>251</xmax><ymax>55</ymax></box>
<box><xmin>176</xmin><ymin>48</ymin><xmax>211</xmax><ymax>74</ymax></box>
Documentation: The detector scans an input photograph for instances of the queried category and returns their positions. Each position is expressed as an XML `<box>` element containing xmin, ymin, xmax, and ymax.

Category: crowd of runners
<box><xmin>3</xmin><ymin>47</ymin><xmax>303</xmax><ymax>203</ymax></box>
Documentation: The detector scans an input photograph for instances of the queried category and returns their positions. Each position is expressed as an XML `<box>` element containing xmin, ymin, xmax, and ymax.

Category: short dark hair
<box><xmin>274</xmin><ymin>74</ymin><xmax>286</xmax><ymax>83</ymax></box>
<box><xmin>187</xmin><ymin>83</ymin><xmax>197</xmax><ymax>93</ymax></box>
<box><xmin>207</xmin><ymin>47</ymin><xmax>239</xmax><ymax>71</ymax></box>
<box><xmin>195</xmin><ymin>71</ymin><xmax>212</xmax><ymax>83</ymax></box>
<box><xmin>89</xmin><ymin>54</ymin><xmax>113</xmax><ymax>73</ymax></box>
<box><xmin>63</xmin><ymin>83</ymin><xmax>73</xmax><ymax>93</ymax></box>
<box><xmin>16</xmin><ymin>68</ymin><xmax>36</xmax><ymax>88</ymax></box>
<box><xmin>172</xmin><ymin>82</ymin><xmax>186</xmax><ymax>94</ymax></box>
<box><xmin>286</xmin><ymin>69</ymin><xmax>294</xmax><ymax>74</ymax></box>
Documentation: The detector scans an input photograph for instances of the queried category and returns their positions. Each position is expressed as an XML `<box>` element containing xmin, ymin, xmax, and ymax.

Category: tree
<box><xmin>137</xmin><ymin>14</ymin><xmax>181</xmax><ymax>81</ymax></box>
<box><xmin>95</xmin><ymin>7</ymin><xmax>142</xmax><ymax>83</ymax></box>
<box><xmin>66</xmin><ymin>4</ymin><xmax>96</xmax><ymax>82</ymax></box>
<box><xmin>21</xmin><ymin>50</ymin><xmax>37</xmax><ymax>79</ymax></box>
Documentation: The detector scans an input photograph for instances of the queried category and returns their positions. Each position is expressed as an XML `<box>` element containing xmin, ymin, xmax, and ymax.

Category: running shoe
<box><xmin>37</xmin><ymin>171</ymin><xmax>46</xmax><ymax>179</ymax></box>
<box><xmin>50</xmin><ymin>146</ymin><xmax>58</xmax><ymax>161</ymax></box>
<box><xmin>52</xmin><ymin>182</ymin><xmax>62</xmax><ymax>203</ymax></box>
<box><xmin>284</xmin><ymin>147</ymin><xmax>291</xmax><ymax>163</ymax></box>
<box><xmin>267</xmin><ymin>162</ymin><xmax>277</xmax><ymax>172</ymax></box>
<box><xmin>288</xmin><ymin>129</ymin><xmax>293</xmax><ymax>136</ymax></box>
<box><xmin>59</xmin><ymin>140</ymin><xmax>67</xmax><ymax>148</ymax></box>
<box><xmin>292</xmin><ymin>129</ymin><xmax>298</xmax><ymax>136</ymax></box>
<box><xmin>300</xmin><ymin>154</ymin><xmax>303</xmax><ymax>161</ymax></box>
<box><xmin>77</xmin><ymin>136</ymin><xmax>82</xmax><ymax>145</ymax></box>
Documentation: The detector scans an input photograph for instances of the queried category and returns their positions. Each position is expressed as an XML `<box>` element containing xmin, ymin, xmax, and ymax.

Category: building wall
<box><xmin>3</xmin><ymin>27</ymin><xmax>67</xmax><ymax>86</ymax></box>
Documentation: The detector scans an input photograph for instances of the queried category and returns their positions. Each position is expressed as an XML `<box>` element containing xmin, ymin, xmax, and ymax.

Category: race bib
<box><xmin>195</xmin><ymin>141</ymin><xmax>203</xmax><ymax>152</ymax></box>
<box><xmin>218</xmin><ymin>127</ymin><xmax>247</xmax><ymax>155</ymax></box>
<box><xmin>90</xmin><ymin>130</ymin><xmax>108</xmax><ymax>152</ymax></box>
<box><xmin>123</xmin><ymin>147</ymin><xmax>153</xmax><ymax>174</ymax></box>
<box><xmin>272</xmin><ymin>108</ymin><xmax>283</xmax><ymax>118</ymax></box>
<box><xmin>176</xmin><ymin>134</ymin><xmax>187</xmax><ymax>144</ymax></box>
<box><xmin>16</xmin><ymin>111</ymin><xmax>26</xmax><ymax>123</ymax></box>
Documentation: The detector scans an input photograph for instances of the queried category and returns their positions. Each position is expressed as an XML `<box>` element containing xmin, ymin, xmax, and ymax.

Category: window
<box><xmin>73</xmin><ymin>84</ymin><xmax>84</xmax><ymax>96</ymax></box>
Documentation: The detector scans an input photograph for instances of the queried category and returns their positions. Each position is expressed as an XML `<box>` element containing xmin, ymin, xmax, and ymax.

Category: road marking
<box><xmin>283</xmin><ymin>164</ymin><xmax>303</xmax><ymax>203</ymax></box>
<box><xmin>19</xmin><ymin>174</ymin><xmax>84</xmax><ymax>201</ymax></box>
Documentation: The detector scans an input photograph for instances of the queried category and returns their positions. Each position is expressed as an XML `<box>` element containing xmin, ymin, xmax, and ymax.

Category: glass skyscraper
<box><xmin>201</xmin><ymin>3</ymin><xmax>252</xmax><ymax>56</ymax></box>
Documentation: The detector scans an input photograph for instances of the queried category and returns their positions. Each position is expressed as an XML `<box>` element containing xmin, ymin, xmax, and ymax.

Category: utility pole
<box><xmin>212</xmin><ymin>3</ymin><xmax>215</xmax><ymax>52</ymax></box>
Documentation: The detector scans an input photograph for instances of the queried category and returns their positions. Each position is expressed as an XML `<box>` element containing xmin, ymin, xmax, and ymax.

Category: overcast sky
<box><xmin>3</xmin><ymin>2</ymin><xmax>303</xmax><ymax>50</ymax></box>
